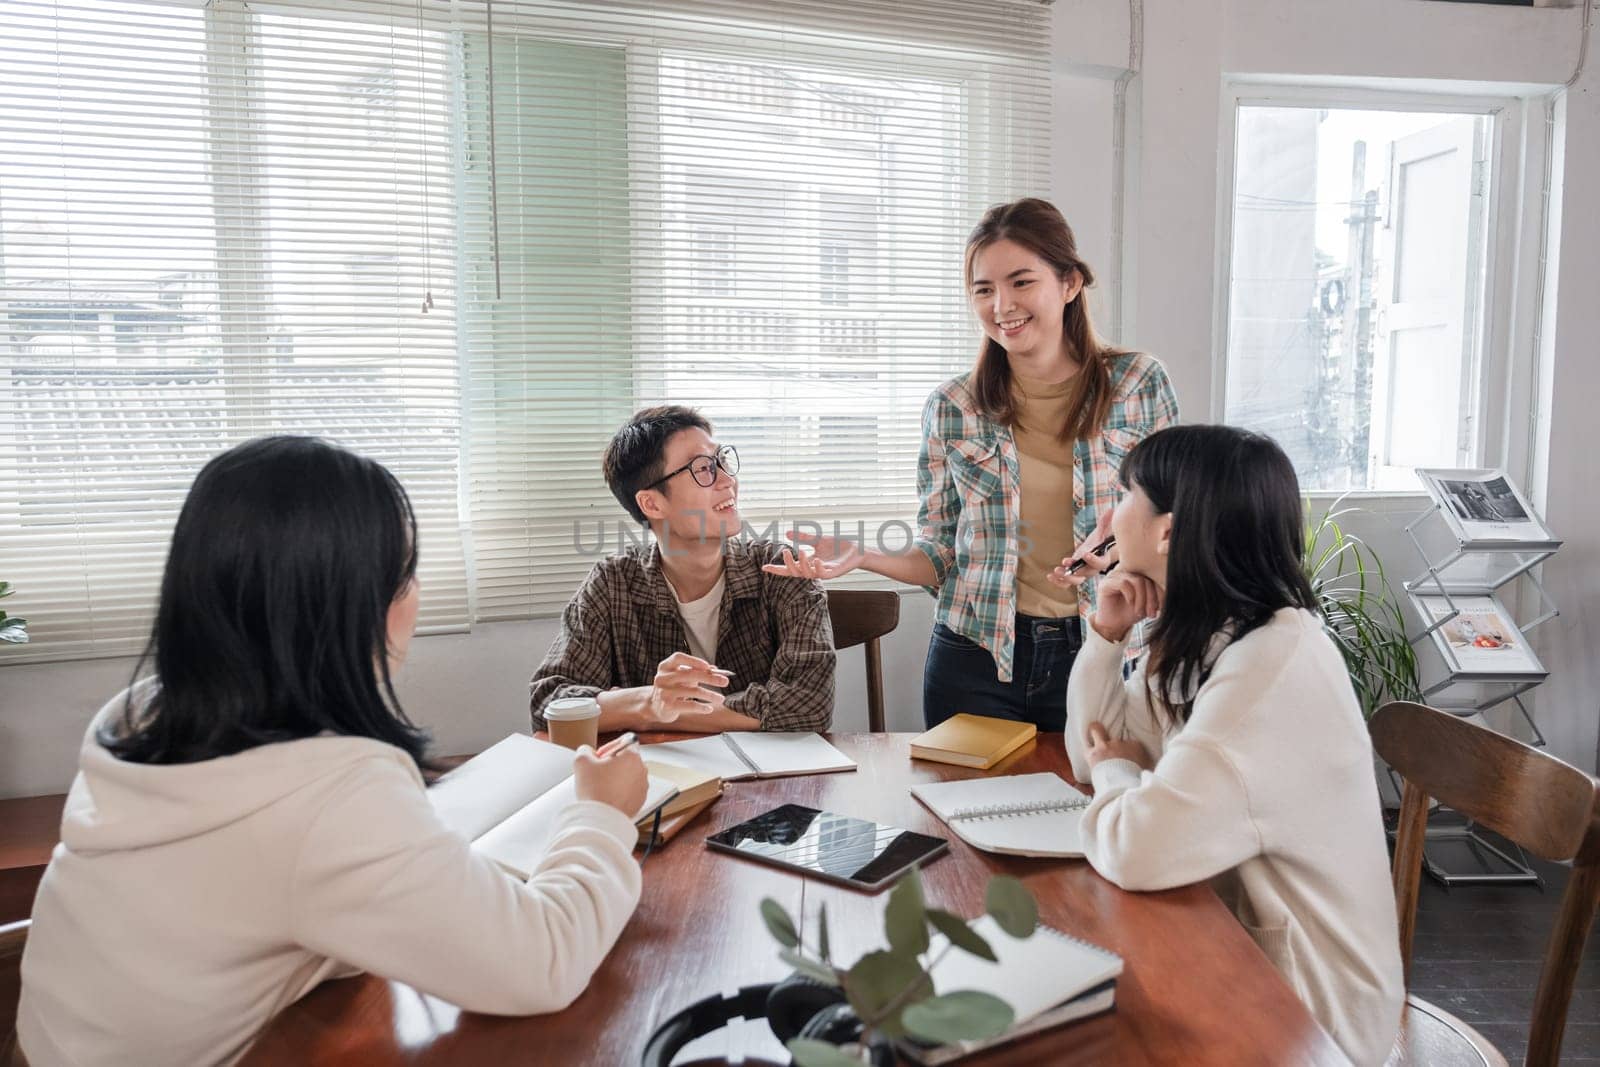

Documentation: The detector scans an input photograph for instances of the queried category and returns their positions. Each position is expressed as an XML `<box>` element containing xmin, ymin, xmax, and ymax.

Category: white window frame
<box><xmin>1211</xmin><ymin>76</ymin><xmax>1556</xmax><ymax>506</ymax></box>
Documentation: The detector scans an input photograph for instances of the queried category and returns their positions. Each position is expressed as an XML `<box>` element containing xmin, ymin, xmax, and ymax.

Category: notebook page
<box><xmin>927</xmin><ymin>915</ymin><xmax>1122</xmax><ymax>1028</ymax></box>
<box><xmin>472</xmin><ymin>773</ymin><xmax>679</xmax><ymax>879</ymax></box>
<box><xmin>910</xmin><ymin>773</ymin><xmax>1088</xmax><ymax>857</ymax></box>
<box><xmin>729</xmin><ymin>732</ymin><xmax>857</xmax><ymax>777</ymax></box>
<box><xmin>639</xmin><ymin>734</ymin><xmax>756</xmax><ymax>780</ymax></box>
<box><xmin>428</xmin><ymin>734</ymin><xmax>576</xmax><ymax>842</ymax></box>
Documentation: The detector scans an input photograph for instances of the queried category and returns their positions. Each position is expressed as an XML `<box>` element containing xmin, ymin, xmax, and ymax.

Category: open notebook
<box><xmin>911</xmin><ymin>772</ymin><xmax>1091</xmax><ymax>858</ymax></box>
<box><xmin>639</xmin><ymin>732</ymin><xmax>856</xmax><ymax>781</ymax></box>
<box><xmin>428</xmin><ymin>734</ymin><xmax>678</xmax><ymax>878</ymax></box>
<box><xmin>899</xmin><ymin>915</ymin><xmax>1123</xmax><ymax>1064</ymax></box>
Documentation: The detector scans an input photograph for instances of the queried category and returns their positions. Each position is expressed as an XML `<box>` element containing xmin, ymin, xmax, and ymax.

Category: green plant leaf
<box><xmin>780</xmin><ymin>947</ymin><xmax>841</xmax><ymax>987</ymax></box>
<box><xmin>0</xmin><ymin>617</ymin><xmax>28</xmax><ymax>644</ymax></box>
<box><xmin>902</xmin><ymin>990</ymin><xmax>1015</xmax><ymax>1045</ymax></box>
<box><xmin>0</xmin><ymin>581</ymin><xmax>12</xmax><ymax>599</ymax></box>
<box><xmin>884</xmin><ymin>867</ymin><xmax>929</xmax><ymax>956</ymax></box>
<box><xmin>984</xmin><ymin>876</ymin><xmax>1036</xmax><ymax>938</ymax></box>
<box><xmin>844</xmin><ymin>950</ymin><xmax>928</xmax><ymax>1038</ymax></box>
<box><xmin>761</xmin><ymin>897</ymin><xmax>799</xmax><ymax>949</ymax></box>
<box><xmin>818</xmin><ymin>902</ymin><xmax>831</xmax><ymax>964</ymax></box>
<box><xmin>787</xmin><ymin>1038</ymin><xmax>869</xmax><ymax>1067</ymax></box>
<box><xmin>926</xmin><ymin>909</ymin><xmax>997</xmax><ymax>962</ymax></box>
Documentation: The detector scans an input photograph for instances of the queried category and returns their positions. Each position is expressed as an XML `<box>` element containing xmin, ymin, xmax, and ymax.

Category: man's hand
<box><xmin>1084</xmin><ymin>721</ymin><xmax>1154</xmax><ymax>772</ymax></box>
<box><xmin>647</xmin><ymin>651</ymin><xmax>730</xmax><ymax>724</ymax></box>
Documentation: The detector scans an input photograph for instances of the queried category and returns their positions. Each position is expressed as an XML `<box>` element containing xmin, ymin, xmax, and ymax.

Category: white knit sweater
<box><xmin>1066</xmin><ymin>608</ymin><xmax>1404</xmax><ymax>1067</ymax></box>
<box><xmin>18</xmin><ymin>695</ymin><xmax>642</xmax><ymax>1067</ymax></box>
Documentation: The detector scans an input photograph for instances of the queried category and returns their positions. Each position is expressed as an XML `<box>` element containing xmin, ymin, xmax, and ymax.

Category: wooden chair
<box><xmin>1</xmin><ymin>919</ymin><xmax>28</xmax><ymax>1067</ymax></box>
<box><xmin>825</xmin><ymin>589</ymin><xmax>900</xmax><ymax>733</ymax></box>
<box><xmin>1371</xmin><ymin>701</ymin><xmax>1600</xmax><ymax>1067</ymax></box>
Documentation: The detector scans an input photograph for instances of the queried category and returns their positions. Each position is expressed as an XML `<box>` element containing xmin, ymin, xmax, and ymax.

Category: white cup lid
<box><xmin>545</xmin><ymin>697</ymin><xmax>600</xmax><ymax>721</ymax></box>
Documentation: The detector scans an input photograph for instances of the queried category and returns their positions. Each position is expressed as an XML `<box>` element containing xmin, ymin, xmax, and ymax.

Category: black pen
<box><xmin>1065</xmin><ymin>535</ymin><xmax>1118</xmax><ymax>575</ymax></box>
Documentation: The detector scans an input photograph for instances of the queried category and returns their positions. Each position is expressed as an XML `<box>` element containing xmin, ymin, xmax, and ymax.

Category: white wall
<box><xmin>4</xmin><ymin>0</ymin><xmax>1597</xmax><ymax>797</ymax></box>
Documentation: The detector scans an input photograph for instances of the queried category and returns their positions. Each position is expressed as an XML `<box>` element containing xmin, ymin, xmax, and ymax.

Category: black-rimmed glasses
<box><xmin>646</xmin><ymin>444</ymin><xmax>739</xmax><ymax>490</ymax></box>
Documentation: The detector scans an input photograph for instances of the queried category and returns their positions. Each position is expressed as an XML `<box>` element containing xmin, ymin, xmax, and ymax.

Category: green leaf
<box><xmin>984</xmin><ymin>876</ymin><xmax>1037</xmax><ymax>938</ymax></box>
<box><xmin>844</xmin><ymin>950</ymin><xmax>928</xmax><ymax>1037</ymax></box>
<box><xmin>0</xmin><ymin>581</ymin><xmax>12</xmax><ymax>599</ymax></box>
<box><xmin>0</xmin><ymin>617</ymin><xmax>28</xmax><ymax>644</ymax></box>
<box><xmin>926</xmin><ymin>909</ymin><xmax>997</xmax><ymax>962</ymax></box>
<box><xmin>902</xmin><ymin>990</ymin><xmax>1015</xmax><ymax>1045</ymax></box>
<box><xmin>761</xmin><ymin>897</ymin><xmax>799</xmax><ymax>949</ymax></box>
<box><xmin>780</xmin><ymin>947</ymin><xmax>841</xmax><ymax>987</ymax></box>
<box><xmin>884</xmin><ymin>867</ymin><xmax>929</xmax><ymax>957</ymax></box>
<box><xmin>818</xmin><ymin>902</ymin><xmax>831</xmax><ymax>964</ymax></box>
<box><xmin>787</xmin><ymin>1038</ymin><xmax>869</xmax><ymax>1067</ymax></box>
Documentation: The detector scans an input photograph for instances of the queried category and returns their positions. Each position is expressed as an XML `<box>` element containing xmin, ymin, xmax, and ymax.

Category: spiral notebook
<box><xmin>898</xmin><ymin>915</ymin><xmax>1122</xmax><ymax>1064</ymax></box>
<box><xmin>911</xmin><ymin>772</ymin><xmax>1091</xmax><ymax>858</ymax></box>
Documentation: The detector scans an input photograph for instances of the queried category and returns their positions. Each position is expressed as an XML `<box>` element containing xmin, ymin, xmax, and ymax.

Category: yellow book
<box><xmin>910</xmin><ymin>714</ymin><xmax>1037</xmax><ymax>770</ymax></box>
<box><xmin>640</xmin><ymin>760</ymin><xmax>723</xmax><ymax>822</ymax></box>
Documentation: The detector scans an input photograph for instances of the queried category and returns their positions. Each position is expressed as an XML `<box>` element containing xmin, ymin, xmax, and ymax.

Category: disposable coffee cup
<box><xmin>545</xmin><ymin>696</ymin><xmax>601</xmax><ymax>751</ymax></box>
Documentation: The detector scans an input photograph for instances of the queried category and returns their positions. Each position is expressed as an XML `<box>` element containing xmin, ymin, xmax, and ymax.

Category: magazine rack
<box><xmin>1399</xmin><ymin>469</ymin><xmax>1562</xmax><ymax>886</ymax></box>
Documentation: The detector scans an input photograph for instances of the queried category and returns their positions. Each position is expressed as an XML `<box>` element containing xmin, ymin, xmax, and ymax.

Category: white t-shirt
<box><xmin>668</xmin><ymin>572</ymin><xmax>725</xmax><ymax>663</ymax></box>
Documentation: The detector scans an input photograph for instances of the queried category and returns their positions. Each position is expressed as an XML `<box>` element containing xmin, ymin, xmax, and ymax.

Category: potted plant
<box><xmin>0</xmin><ymin>581</ymin><xmax>27</xmax><ymax>644</ymax></box>
<box><xmin>1304</xmin><ymin>500</ymin><xmax>1420</xmax><ymax>717</ymax></box>
<box><xmin>759</xmin><ymin>869</ymin><xmax>1037</xmax><ymax>1066</ymax></box>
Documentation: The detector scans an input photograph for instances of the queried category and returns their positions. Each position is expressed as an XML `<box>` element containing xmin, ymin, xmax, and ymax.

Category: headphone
<box><xmin>641</xmin><ymin>973</ymin><xmax>895</xmax><ymax>1067</ymax></box>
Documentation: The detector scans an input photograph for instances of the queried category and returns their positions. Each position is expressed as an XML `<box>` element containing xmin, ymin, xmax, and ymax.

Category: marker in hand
<box><xmin>1065</xmin><ymin>535</ymin><xmax>1118</xmax><ymax>576</ymax></box>
<box><xmin>597</xmin><ymin>732</ymin><xmax>639</xmax><ymax>758</ymax></box>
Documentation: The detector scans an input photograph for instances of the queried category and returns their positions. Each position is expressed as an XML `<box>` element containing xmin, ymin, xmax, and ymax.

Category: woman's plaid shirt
<box><xmin>913</xmin><ymin>352</ymin><xmax>1180</xmax><ymax>682</ymax></box>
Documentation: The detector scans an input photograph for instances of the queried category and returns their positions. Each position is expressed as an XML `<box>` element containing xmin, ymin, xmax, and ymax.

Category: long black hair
<box><xmin>1124</xmin><ymin>425</ymin><xmax>1318</xmax><ymax>725</ymax></box>
<box><xmin>102</xmin><ymin>436</ymin><xmax>432</xmax><ymax>768</ymax></box>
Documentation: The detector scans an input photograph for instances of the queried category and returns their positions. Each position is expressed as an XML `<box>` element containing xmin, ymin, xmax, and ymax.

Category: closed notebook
<box><xmin>428</xmin><ymin>734</ymin><xmax>678</xmax><ymax>878</ymax></box>
<box><xmin>641</xmin><ymin>760</ymin><xmax>723</xmax><ymax>820</ymax></box>
<box><xmin>911</xmin><ymin>772</ymin><xmax>1090</xmax><ymax>858</ymax></box>
<box><xmin>910</xmin><ymin>714</ymin><xmax>1037</xmax><ymax>770</ymax></box>
<box><xmin>898</xmin><ymin>915</ymin><xmax>1123</xmax><ymax>1064</ymax></box>
<box><xmin>640</xmin><ymin>732</ymin><xmax>856</xmax><ymax>781</ymax></box>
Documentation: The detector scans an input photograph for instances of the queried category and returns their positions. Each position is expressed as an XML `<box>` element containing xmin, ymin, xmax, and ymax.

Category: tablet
<box><xmin>705</xmin><ymin>803</ymin><xmax>948</xmax><ymax>893</ymax></box>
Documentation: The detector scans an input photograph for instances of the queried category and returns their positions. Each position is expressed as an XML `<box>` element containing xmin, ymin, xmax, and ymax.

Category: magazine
<box><xmin>1416</xmin><ymin>468</ymin><xmax>1555</xmax><ymax>545</ymax></box>
<box><xmin>1413</xmin><ymin>593</ymin><xmax>1546</xmax><ymax>678</ymax></box>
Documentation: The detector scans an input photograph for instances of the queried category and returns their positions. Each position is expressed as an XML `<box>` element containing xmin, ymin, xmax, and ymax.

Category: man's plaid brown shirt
<box><xmin>530</xmin><ymin>539</ymin><xmax>836</xmax><ymax>732</ymax></box>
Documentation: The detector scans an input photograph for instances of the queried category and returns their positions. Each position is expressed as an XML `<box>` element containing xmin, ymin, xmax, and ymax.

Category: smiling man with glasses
<box><xmin>530</xmin><ymin>405</ymin><xmax>836</xmax><ymax>735</ymax></box>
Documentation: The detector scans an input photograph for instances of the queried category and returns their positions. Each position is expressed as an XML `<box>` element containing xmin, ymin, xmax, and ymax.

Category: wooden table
<box><xmin>0</xmin><ymin>793</ymin><xmax>66</xmax><ymax>924</ymax></box>
<box><xmin>244</xmin><ymin>734</ymin><xmax>1344</xmax><ymax>1066</ymax></box>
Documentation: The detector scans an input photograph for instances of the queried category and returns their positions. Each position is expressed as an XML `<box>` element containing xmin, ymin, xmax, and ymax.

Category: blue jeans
<box><xmin>922</xmin><ymin>615</ymin><xmax>1083</xmax><ymax>731</ymax></box>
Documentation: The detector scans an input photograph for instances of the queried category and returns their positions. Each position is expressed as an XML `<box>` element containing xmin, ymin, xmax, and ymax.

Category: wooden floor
<box><xmin>1408</xmin><ymin>835</ymin><xmax>1600</xmax><ymax>1065</ymax></box>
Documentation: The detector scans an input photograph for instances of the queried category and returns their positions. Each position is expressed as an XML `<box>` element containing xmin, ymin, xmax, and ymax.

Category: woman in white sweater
<box><xmin>1060</xmin><ymin>424</ymin><xmax>1404</xmax><ymax>1067</ymax></box>
<box><xmin>18</xmin><ymin>436</ymin><xmax>648</xmax><ymax>1067</ymax></box>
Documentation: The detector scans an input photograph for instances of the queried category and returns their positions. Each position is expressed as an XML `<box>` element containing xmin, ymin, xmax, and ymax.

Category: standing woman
<box><xmin>765</xmin><ymin>197</ymin><xmax>1178</xmax><ymax>728</ymax></box>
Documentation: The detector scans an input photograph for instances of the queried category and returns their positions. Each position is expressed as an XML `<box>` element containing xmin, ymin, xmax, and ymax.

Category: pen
<box><xmin>1065</xmin><ymin>535</ymin><xmax>1117</xmax><ymax>575</ymax></box>
<box><xmin>598</xmin><ymin>731</ymin><xmax>639</xmax><ymax>758</ymax></box>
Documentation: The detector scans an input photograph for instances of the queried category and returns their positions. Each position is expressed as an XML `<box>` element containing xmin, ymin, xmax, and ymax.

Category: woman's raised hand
<box><xmin>1048</xmin><ymin>506</ymin><xmax>1117</xmax><ymax>587</ymax></box>
<box><xmin>1089</xmin><ymin>569</ymin><xmax>1163</xmax><ymax>644</ymax></box>
<box><xmin>760</xmin><ymin>529</ymin><xmax>867</xmax><ymax>581</ymax></box>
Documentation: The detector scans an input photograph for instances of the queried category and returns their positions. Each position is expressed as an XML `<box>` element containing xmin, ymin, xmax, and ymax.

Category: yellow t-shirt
<box><xmin>1012</xmin><ymin>372</ymin><xmax>1079</xmax><ymax>619</ymax></box>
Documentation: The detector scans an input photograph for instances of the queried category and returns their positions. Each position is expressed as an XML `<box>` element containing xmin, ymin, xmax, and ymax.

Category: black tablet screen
<box><xmin>705</xmin><ymin>803</ymin><xmax>948</xmax><ymax>892</ymax></box>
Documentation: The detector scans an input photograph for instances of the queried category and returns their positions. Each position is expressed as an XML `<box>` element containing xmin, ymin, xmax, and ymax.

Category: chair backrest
<box><xmin>1370</xmin><ymin>701</ymin><xmax>1600</xmax><ymax>1067</ymax></box>
<box><xmin>1</xmin><ymin>919</ymin><xmax>28</xmax><ymax>1066</ymax></box>
<box><xmin>825</xmin><ymin>590</ymin><xmax>900</xmax><ymax>733</ymax></box>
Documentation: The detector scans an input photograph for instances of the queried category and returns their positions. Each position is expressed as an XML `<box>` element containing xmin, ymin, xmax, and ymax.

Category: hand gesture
<box><xmin>572</xmin><ymin>741</ymin><xmax>648</xmax><ymax>815</ymax></box>
<box><xmin>648</xmin><ymin>651</ymin><xmax>730</xmax><ymax>724</ymax></box>
<box><xmin>1048</xmin><ymin>507</ymin><xmax>1118</xmax><ymax>587</ymax></box>
<box><xmin>760</xmin><ymin>530</ymin><xmax>866</xmax><ymax>581</ymax></box>
<box><xmin>1084</xmin><ymin>722</ymin><xmax>1154</xmax><ymax>772</ymax></box>
<box><xmin>1088</xmin><ymin>569</ymin><xmax>1163</xmax><ymax>644</ymax></box>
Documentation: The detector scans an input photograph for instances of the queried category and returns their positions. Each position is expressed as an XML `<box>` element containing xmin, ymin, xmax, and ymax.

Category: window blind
<box><xmin>454</xmin><ymin>0</ymin><xmax>1054</xmax><ymax>620</ymax></box>
<box><xmin>0</xmin><ymin>0</ymin><xmax>467</xmax><ymax>661</ymax></box>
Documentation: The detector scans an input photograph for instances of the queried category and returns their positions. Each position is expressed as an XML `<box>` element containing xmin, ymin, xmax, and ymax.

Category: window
<box><xmin>1</xmin><ymin>0</ymin><xmax>1053</xmax><ymax>657</ymax></box>
<box><xmin>1222</xmin><ymin>101</ymin><xmax>1497</xmax><ymax>492</ymax></box>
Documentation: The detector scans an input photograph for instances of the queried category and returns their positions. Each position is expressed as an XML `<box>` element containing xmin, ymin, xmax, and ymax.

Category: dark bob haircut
<box><xmin>102</xmin><ymin>436</ymin><xmax>431</xmax><ymax>768</ymax></box>
<box><xmin>1120</xmin><ymin>424</ymin><xmax>1318</xmax><ymax>725</ymax></box>
<box><xmin>602</xmin><ymin>405</ymin><xmax>711</xmax><ymax>525</ymax></box>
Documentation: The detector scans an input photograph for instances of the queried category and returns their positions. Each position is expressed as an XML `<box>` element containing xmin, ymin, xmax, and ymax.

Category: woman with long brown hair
<box><xmin>765</xmin><ymin>197</ymin><xmax>1178</xmax><ymax>728</ymax></box>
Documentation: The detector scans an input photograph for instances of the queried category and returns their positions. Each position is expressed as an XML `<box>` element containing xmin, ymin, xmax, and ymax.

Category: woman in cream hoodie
<box><xmin>1061</xmin><ymin>424</ymin><xmax>1403</xmax><ymax>1067</ymax></box>
<box><xmin>18</xmin><ymin>437</ymin><xmax>648</xmax><ymax>1067</ymax></box>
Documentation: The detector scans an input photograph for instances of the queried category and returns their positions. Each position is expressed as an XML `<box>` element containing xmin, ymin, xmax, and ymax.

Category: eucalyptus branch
<box><xmin>858</xmin><ymin>943</ymin><xmax>953</xmax><ymax>1040</ymax></box>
